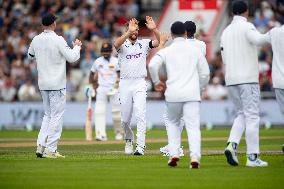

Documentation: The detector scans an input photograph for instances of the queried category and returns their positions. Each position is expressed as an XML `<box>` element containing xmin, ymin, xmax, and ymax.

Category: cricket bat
<box><xmin>85</xmin><ymin>94</ymin><xmax>93</xmax><ymax>141</ymax></box>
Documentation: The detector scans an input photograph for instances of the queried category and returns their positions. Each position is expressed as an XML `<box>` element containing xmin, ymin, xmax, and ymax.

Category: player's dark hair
<box><xmin>232</xmin><ymin>0</ymin><xmax>248</xmax><ymax>15</ymax></box>
<box><xmin>170</xmin><ymin>21</ymin><xmax>186</xmax><ymax>36</ymax></box>
<box><xmin>184</xmin><ymin>21</ymin><xmax>196</xmax><ymax>38</ymax></box>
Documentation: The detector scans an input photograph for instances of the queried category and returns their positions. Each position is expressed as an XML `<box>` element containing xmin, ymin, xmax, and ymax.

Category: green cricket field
<box><xmin>0</xmin><ymin>128</ymin><xmax>283</xmax><ymax>189</ymax></box>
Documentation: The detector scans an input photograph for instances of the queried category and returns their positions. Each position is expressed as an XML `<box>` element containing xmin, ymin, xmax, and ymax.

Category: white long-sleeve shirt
<box><xmin>263</xmin><ymin>26</ymin><xmax>284</xmax><ymax>89</ymax></box>
<box><xmin>28</xmin><ymin>30</ymin><xmax>81</xmax><ymax>90</ymax></box>
<box><xmin>186</xmin><ymin>38</ymin><xmax>206</xmax><ymax>56</ymax></box>
<box><xmin>149</xmin><ymin>37</ymin><xmax>210</xmax><ymax>102</ymax></box>
<box><xmin>221</xmin><ymin>16</ymin><xmax>268</xmax><ymax>86</ymax></box>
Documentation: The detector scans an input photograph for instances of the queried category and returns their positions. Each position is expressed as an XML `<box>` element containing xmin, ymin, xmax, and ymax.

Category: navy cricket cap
<box><xmin>42</xmin><ymin>13</ymin><xmax>57</xmax><ymax>26</ymax></box>
<box><xmin>184</xmin><ymin>21</ymin><xmax>196</xmax><ymax>35</ymax></box>
<box><xmin>171</xmin><ymin>21</ymin><xmax>186</xmax><ymax>35</ymax></box>
<box><xmin>232</xmin><ymin>0</ymin><xmax>248</xmax><ymax>15</ymax></box>
<box><xmin>101</xmin><ymin>42</ymin><xmax>112</xmax><ymax>53</ymax></box>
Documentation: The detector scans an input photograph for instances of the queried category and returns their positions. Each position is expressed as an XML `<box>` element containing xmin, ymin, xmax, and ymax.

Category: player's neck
<box><xmin>128</xmin><ymin>38</ymin><xmax>137</xmax><ymax>45</ymax></box>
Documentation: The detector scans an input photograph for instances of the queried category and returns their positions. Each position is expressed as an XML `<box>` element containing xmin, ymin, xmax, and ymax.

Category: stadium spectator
<box><xmin>17</xmin><ymin>79</ymin><xmax>38</xmax><ymax>101</ymax></box>
<box><xmin>204</xmin><ymin>77</ymin><xmax>227</xmax><ymax>100</ymax></box>
<box><xmin>66</xmin><ymin>71</ymin><xmax>77</xmax><ymax>101</ymax></box>
<box><xmin>1</xmin><ymin>77</ymin><xmax>16</xmax><ymax>102</ymax></box>
<box><xmin>80</xmin><ymin>52</ymin><xmax>95</xmax><ymax>76</ymax></box>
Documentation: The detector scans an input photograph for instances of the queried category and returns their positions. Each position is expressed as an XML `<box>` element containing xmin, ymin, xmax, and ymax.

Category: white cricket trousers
<box><xmin>119</xmin><ymin>78</ymin><xmax>147</xmax><ymax>147</ymax></box>
<box><xmin>275</xmin><ymin>88</ymin><xmax>284</xmax><ymax>116</ymax></box>
<box><xmin>227</xmin><ymin>84</ymin><xmax>260</xmax><ymax>154</ymax></box>
<box><xmin>166</xmin><ymin>101</ymin><xmax>201</xmax><ymax>159</ymax></box>
<box><xmin>95</xmin><ymin>86</ymin><xmax>123</xmax><ymax>138</ymax></box>
<box><xmin>37</xmin><ymin>89</ymin><xmax>66</xmax><ymax>152</ymax></box>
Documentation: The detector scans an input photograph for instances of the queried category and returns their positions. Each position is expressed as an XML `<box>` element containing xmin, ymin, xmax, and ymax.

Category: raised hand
<box><xmin>73</xmin><ymin>39</ymin><xmax>82</xmax><ymax>47</ymax></box>
<box><xmin>145</xmin><ymin>16</ymin><xmax>156</xmax><ymax>31</ymax></box>
<box><xmin>159</xmin><ymin>32</ymin><xmax>170</xmax><ymax>44</ymax></box>
<box><xmin>128</xmin><ymin>18</ymin><xmax>139</xmax><ymax>34</ymax></box>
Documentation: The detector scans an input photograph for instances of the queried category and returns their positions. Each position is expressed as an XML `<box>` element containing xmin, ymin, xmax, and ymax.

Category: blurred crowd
<box><xmin>0</xmin><ymin>0</ymin><xmax>283</xmax><ymax>102</ymax></box>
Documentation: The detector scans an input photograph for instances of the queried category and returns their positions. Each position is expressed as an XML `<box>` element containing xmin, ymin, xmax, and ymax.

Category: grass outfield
<box><xmin>0</xmin><ymin>128</ymin><xmax>283</xmax><ymax>189</ymax></box>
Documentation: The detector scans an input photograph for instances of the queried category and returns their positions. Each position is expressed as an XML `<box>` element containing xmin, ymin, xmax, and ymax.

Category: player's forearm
<box><xmin>89</xmin><ymin>72</ymin><xmax>98</xmax><ymax>90</ymax></box>
<box><xmin>152</xmin><ymin>28</ymin><xmax>160</xmax><ymax>43</ymax></box>
<box><xmin>114</xmin><ymin>31</ymin><xmax>131</xmax><ymax>50</ymax></box>
<box><xmin>199</xmin><ymin>75</ymin><xmax>210</xmax><ymax>92</ymax></box>
<box><xmin>157</xmin><ymin>40</ymin><xmax>167</xmax><ymax>51</ymax></box>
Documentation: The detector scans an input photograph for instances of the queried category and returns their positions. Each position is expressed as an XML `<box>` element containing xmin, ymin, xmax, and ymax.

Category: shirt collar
<box><xmin>43</xmin><ymin>30</ymin><xmax>55</xmax><ymax>33</ymax></box>
<box><xmin>173</xmin><ymin>37</ymin><xmax>186</xmax><ymax>42</ymax></box>
<box><xmin>232</xmin><ymin>15</ymin><xmax>247</xmax><ymax>23</ymax></box>
<box><xmin>126</xmin><ymin>39</ymin><xmax>138</xmax><ymax>45</ymax></box>
<box><xmin>187</xmin><ymin>37</ymin><xmax>196</xmax><ymax>41</ymax></box>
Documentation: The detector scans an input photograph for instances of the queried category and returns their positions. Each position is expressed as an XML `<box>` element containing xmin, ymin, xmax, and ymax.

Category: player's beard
<box><xmin>129</xmin><ymin>34</ymin><xmax>138</xmax><ymax>41</ymax></box>
<box><xmin>103</xmin><ymin>55</ymin><xmax>110</xmax><ymax>60</ymax></box>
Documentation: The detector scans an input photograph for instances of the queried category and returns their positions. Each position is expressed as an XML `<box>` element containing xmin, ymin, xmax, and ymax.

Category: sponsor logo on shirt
<box><xmin>126</xmin><ymin>53</ymin><xmax>142</xmax><ymax>59</ymax></box>
<box><xmin>108</xmin><ymin>64</ymin><xmax>115</xmax><ymax>69</ymax></box>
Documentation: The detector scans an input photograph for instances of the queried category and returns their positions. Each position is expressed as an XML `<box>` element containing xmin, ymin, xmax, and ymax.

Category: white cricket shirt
<box><xmin>149</xmin><ymin>37</ymin><xmax>210</xmax><ymax>102</ymax></box>
<box><xmin>28</xmin><ymin>30</ymin><xmax>81</xmax><ymax>90</ymax></box>
<box><xmin>91</xmin><ymin>56</ymin><xmax>119</xmax><ymax>88</ymax></box>
<box><xmin>221</xmin><ymin>16</ymin><xmax>268</xmax><ymax>86</ymax></box>
<box><xmin>186</xmin><ymin>38</ymin><xmax>206</xmax><ymax>56</ymax></box>
<box><xmin>263</xmin><ymin>26</ymin><xmax>284</xmax><ymax>89</ymax></box>
<box><xmin>117</xmin><ymin>39</ymin><xmax>151</xmax><ymax>79</ymax></box>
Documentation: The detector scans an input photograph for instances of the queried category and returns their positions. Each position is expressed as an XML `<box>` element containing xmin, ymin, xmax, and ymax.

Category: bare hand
<box><xmin>159</xmin><ymin>32</ymin><xmax>170</xmax><ymax>44</ymax></box>
<box><xmin>127</xmin><ymin>18</ymin><xmax>139</xmax><ymax>34</ymax></box>
<box><xmin>73</xmin><ymin>39</ymin><xmax>82</xmax><ymax>46</ymax></box>
<box><xmin>145</xmin><ymin>16</ymin><xmax>156</xmax><ymax>31</ymax></box>
<box><xmin>154</xmin><ymin>81</ymin><xmax>166</xmax><ymax>92</ymax></box>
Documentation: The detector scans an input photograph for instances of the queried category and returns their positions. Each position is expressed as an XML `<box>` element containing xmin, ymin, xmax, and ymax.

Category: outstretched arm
<box><xmin>146</xmin><ymin>16</ymin><xmax>160</xmax><ymax>48</ymax></box>
<box><xmin>246</xmin><ymin>25</ymin><xmax>270</xmax><ymax>46</ymax></box>
<box><xmin>58</xmin><ymin>38</ymin><xmax>82</xmax><ymax>63</ymax></box>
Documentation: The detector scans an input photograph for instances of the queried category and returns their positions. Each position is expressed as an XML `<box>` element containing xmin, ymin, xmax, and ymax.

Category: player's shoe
<box><xmin>246</xmin><ymin>154</ymin><xmax>268</xmax><ymax>167</ymax></box>
<box><xmin>42</xmin><ymin>148</ymin><xmax>65</xmax><ymax>159</ymax></box>
<box><xmin>36</xmin><ymin>145</ymin><xmax>45</xmax><ymax>158</ymax></box>
<box><xmin>115</xmin><ymin>133</ymin><xmax>123</xmax><ymax>141</ymax></box>
<box><xmin>96</xmin><ymin>135</ymin><xmax>107</xmax><ymax>141</ymax></box>
<box><xmin>168</xmin><ymin>155</ymin><xmax>179</xmax><ymax>167</ymax></box>
<box><xmin>190</xmin><ymin>156</ymin><xmax>200</xmax><ymax>169</ymax></box>
<box><xmin>125</xmin><ymin>139</ymin><xmax>133</xmax><ymax>155</ymax></box>
<box><xmin>160</xmin><ymin>145</ymin><xmax>184</xmax><ymax>157</ymax></box>
<box><xmin>160</xmin><ymin>145</ymin><xmax>168</xmax><ymax>154</ymax></box>
<box><xmin>134</xmin><ymin>145</ymin><xmax>145</xmax><ymax>156</ymax></box>
<box><xmin>224</xmin><ymin>142</ymin><xmax>239</xmax><ymax>166</ymax></box>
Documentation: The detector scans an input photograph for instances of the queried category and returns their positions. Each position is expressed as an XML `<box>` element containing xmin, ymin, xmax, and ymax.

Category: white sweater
<box><xmin>263</xmin><ymin>26</ymin><xmax>284</xmax><ymax>89</ymax></box>
<box><xmin>221</xmin><ymin>16</ymin><xmax>268</xmax><ymax>86</ymax></box>
<box><xmin>28</xmin><ymin>30</ymin><xmax>81</xmax><ymax>90</ymax></box>
<box><xmin>149</xmin><ymin>37</ymin><xmax>210</xmax><ymax>102</ymax></box>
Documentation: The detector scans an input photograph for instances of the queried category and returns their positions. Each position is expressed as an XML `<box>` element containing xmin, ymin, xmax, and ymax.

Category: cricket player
<box><xmin>221</xmin><ymin>0</ymin><xmax>268</xmax><ymax>167</ymax></box>
<box><xmin>160</xmin><ymin>21</ymin><xmax>207</xmax><ymax>157</ymax></box>
<box><xmin>262</xmin><ymin>26</ymin><xmax>284</xmax><ymax>116</ymax></box>
<box><xmin>262</xmin><ymin>25</ymin><xmax>284</xmax><ymax>154</ymax></box>
<box><xmin>86</xmin><ymin>42</ymin><xmax>123</xmax><ymax>141</ymax></box>
<box><xmin>113</xmin><ymin>17</ymin><xmax>160</xmax><ymax>155</ymax></box>
<box><xmin>28</xmin><ymin>13</ymin><xmax>82</xmax><ymax>158</ymax></box>
<box><xmin>149</xmin><ymin>21</ymin><xmax>210</xmax><ymax>168</ymax></box>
